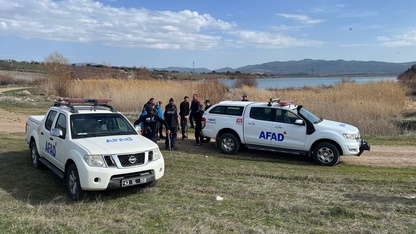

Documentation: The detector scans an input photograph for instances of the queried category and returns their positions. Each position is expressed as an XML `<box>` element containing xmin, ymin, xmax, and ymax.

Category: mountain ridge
<box><xmin>155</xmin><ymin>59</ymin><xmax>416</xmax><ymax>76</ymax></box>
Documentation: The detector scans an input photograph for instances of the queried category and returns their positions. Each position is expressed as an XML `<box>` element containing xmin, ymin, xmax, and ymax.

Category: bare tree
<box><xmin>43</xmin><ymin>52</ymin><xmax>71</xmax><ymax>96</ymax></box>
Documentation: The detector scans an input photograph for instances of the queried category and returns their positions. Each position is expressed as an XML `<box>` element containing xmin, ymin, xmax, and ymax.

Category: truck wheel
<box><xmin>30</xmin><ymin>141</ymin><xmax>43</xmax><ymax>169</ymax></box>
<box><xmin>312</xmin><ymin>142</ymin><xmax>340</xmax><ymax>166</ymax></box>
<box><xmin>219</xmin><ymin>133</ymin><xmax>240</xmax><ymax>154</ymax></box>
<box><xmin>67</xmin><ymin>163</ymin><xmax>87</xmax><ymax>201</ymax></box>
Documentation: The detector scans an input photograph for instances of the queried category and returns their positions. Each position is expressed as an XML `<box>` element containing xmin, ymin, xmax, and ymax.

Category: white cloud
<box><xmin>377</xmin><ymin>31</ymin><xmax>416</xmax><ymax>47</ymax></box>
<box><xmin>0</xmin><ymin>0</ymin><xmax>324</xmax><ymax>51</ymax></box>
<box><xmin>276</xmin><ymin>13</ymin><xmax>323</xmax><ymax>25</ymax></box>
<box><xmin>230</xmin><ymin>30</ymin><xmax>324</xmax><ymax>49</ymax></box>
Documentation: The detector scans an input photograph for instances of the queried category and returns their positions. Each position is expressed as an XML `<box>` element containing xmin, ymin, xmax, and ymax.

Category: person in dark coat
<box><xmin>189</xmin><ymin>94</ymin><xmax>200</xmax><ymax>128</ymax></box>
<box><xmin>204</xmin><ymin>99</ymin><xmax>211</xmax><ymax>111</ymax></box>
<box><xmin>179</xmin><ymin>96</ymin><xmax>190</xmax><ymax>139</ymax></box>
<box><xmin>241</xmin><ymin>94</ymin><xmax>249</xmax><ymax>101</ymax></box>
<box><xmin>164</xmin><ymin>98</ymin><xmax>180</xmax><ymax>150</ymax></box>
<box><xmin>134</xmin><ymin>107</ymin><xmax>170</xmax><ymax>143</ymax></box>
<box><xmin>194</xmin><ymin>103</ymin><xmax>205</xmax><ymax>146</ymax></box>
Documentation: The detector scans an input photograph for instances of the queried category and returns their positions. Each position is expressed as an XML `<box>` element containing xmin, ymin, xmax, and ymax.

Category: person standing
<box><xmin>155</xmin><ymin>101</ymin><xmax>165</xmax><ymax>139</ymax></box>
<box><xmin>241</xmin><ymin>94</ymin><xmax>249</xmax><ymax>101</ymax></box>
<box><xmin>204</xmin><ymin>100</ymin><xmax>211</xmax><ymax>111</ymax></box>
<box><xmin>179</xmin><ymin>96</ymin><xmax>190</xmax><ymax>139</ymax></box>
<box><xmin>189</xmin><ymin>94</ymin><xmax>200</xmax><ymax>128</ymax></box>
<box><xmin>134</xmin><ymin>108</ymin><xmax>170</xmax><ymax>143</ymax></box>
<box><xmin>194</xmin><ymin>103</ymin><xmax>205</xmax><ymax>146</ymax></box>
<box><xmin>164</xmin><ymin>98</ymin><xmax>180</xmax><ymax>150</ymax></box>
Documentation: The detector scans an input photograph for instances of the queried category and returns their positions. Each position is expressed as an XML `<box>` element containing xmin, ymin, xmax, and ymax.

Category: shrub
<box><xmin>233</xmin><ymin>74</ymin><xmax>258</xmax><ymax>89</ymax></box>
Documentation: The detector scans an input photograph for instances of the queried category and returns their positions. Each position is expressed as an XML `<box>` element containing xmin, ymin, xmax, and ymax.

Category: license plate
<box><xmin>121</xmin><ymin>177</ymin><xmax>147</xmax><ymax>187</ymax></box>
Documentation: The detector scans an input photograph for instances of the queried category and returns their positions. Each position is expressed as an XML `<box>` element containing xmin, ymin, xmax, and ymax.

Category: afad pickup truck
<box><xmin>202</xmin><ymin>98</ymin><xmax>370</xmax><ymax>166</ymax></box>
<box><xmin>25</xmin><ymin>98</ymin><xmax>165</xmax><ymax>200</ymax></box>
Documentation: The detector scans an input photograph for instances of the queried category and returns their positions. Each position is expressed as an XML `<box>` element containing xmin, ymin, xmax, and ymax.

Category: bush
<box><xmin>233</xmin><ymin>74</ymin><xmax>258</xmax><ymax>89</ymax></box>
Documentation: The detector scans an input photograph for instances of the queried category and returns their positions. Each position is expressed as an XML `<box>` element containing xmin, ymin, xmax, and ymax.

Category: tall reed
<box><xmin>65</xmin><ymin>79</ymin><xmax>409</xmax><ymax>135</ymax></box>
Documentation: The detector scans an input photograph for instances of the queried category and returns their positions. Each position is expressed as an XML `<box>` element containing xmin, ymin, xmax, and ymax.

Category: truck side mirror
<box><xmin>51</xmin><ymin>128</ymin><xmax>64</xmax><ymax>138</ymax></box>
<box><xmin>295</xmin><ymin>119</ymin><xmax>304</xmax><ymax>125</ymax></box>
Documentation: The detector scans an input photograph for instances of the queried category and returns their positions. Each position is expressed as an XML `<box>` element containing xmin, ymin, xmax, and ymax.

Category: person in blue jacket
<box><xmin>155</xmin><ymin>101</ymin><xmax>165</xmax><ymax>139</ymax></box>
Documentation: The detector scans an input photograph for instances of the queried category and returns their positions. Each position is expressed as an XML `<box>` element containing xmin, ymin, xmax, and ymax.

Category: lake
<box><xmin>220</xmin><ymin>76</ymin><xmax>397</xmax><ymax>89</ymax></box>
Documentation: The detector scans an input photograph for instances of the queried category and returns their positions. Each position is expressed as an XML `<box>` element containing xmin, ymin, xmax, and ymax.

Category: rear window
<box><xmin>209</xmin><ymin>106</ymin><xmax>244</xmax><ymax>116</ymax></box>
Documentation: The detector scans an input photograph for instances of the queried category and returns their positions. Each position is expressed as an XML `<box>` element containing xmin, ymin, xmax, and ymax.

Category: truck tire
<box><xmin>219</xmin><ymin>133</ymin><xmax>240</xmax><ymax>154</ymax></box>
<box><xmin>67</xmin><ymin>163</ymin><xmax>87</xmax><ymax>201</ymax></box>
<box><xmin>30</xmin><ymin>141</ymin><xmax>43</xmax><ymax>169</ymax></box>
<box><xmin>312</xmin><ymin>142</ymin><xmax>340</xmax><ymax>166</ymax></box>
<box><xmin>145</xmin><ymin>180</ymin><xmax>158</xmax><ymax>188</ymax></box>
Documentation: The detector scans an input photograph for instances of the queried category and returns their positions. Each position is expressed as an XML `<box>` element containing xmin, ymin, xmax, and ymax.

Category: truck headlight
<box><xmin>342</xmin><ymin>133</ymin><xmax>359</xmax><ymax>140</ymax></box>
<box><xmin>152</xmin><ymin>149</ymin><xmax>162</xmax><ymax>161</ymax></box>
<box><xmin>84</xmin><ymin>155</ymin><xmax>105</xmax><ymax>167</ymax></box>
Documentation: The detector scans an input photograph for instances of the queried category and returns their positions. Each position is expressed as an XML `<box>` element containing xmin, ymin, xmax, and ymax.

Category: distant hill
<box><xmin>157</xmin><ymin>59</ymin><xmax>416</xmax><ymax>76</ymax></box>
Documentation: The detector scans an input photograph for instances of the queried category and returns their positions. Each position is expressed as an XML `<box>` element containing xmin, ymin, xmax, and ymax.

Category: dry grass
<box><xmin>55</xmin><ymin>79</ymin><xmax>409</xmax><ymax>135</ymax></box>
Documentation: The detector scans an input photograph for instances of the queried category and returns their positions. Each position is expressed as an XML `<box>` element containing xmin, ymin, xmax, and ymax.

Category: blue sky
<box><xmin>0</xmin><ymin>0</ymin><xmax>415</xmax><ymax>70</ymax></box>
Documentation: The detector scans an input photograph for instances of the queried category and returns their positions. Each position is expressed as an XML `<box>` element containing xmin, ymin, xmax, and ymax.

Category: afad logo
<box><xmin>259</xmin><ymin>131</ymin><xmax>286</xmax><ymax>141</ymax></box>
<box><xmin>106</xmin><ymin>137</ymin><xmax>134</xmax><ymax>143</ymax></box>
<box><xmin>45</xmin><ymin>141</ymin><xmax>56</xmax><ymax>157</ymax></box>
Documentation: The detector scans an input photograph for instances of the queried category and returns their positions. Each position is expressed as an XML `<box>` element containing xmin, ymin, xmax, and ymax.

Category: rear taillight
<box><xmin>202</xmin><ymin>117</ymin><xmax>206</xmax><ymax>129</ymax></box>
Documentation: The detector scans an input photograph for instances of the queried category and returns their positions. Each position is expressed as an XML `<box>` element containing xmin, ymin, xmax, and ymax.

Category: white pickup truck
<box><xmin>25</xmin><ymin>98</ymin><xmax>165</xmax><ymax>200</ymax></box>
<box><xmin>202</xmin><ymin>98</ymin><xmax>370</xmax><ymax>166</ymax></box>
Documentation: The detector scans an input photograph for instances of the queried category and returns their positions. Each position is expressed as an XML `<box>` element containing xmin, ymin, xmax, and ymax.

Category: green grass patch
<box><xmin>364</xmin><ymin>134</ymin><xmax>416</xmax><ymax>146</ymax></box>
<box><xmin>1</xmin><ymin>132</ymin><xmax>415</xmax><ymax>233</ymax></box>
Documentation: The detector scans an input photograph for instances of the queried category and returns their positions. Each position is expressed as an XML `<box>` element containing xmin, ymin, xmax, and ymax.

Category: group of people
<box><xmin>134</xmin><ymin>94</ymin><xmax>212</xmax><ymax>150</ymax></box>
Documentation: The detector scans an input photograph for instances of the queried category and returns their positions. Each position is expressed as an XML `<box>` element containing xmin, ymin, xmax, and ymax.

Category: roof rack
<box><xmin>267</xmin><ymin>98</ymin><xmax>294</xmax><ymax>107</ymax></box>
<box><xmin>54</xmin><ymin>98</ymin><xmax>116</xmax><ymax>113</ymax></box>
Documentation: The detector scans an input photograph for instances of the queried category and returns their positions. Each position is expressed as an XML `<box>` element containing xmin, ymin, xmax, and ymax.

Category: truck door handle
<box><xmin>41</xmin><ymin>132</ymin><xmax>44</xmax><ymax>135</ymax></box>
<box><xmin>275</xmin><ymin>126</ymin><xmax>283</xmax><ymax>129</ymax></box>
<box><xmin>49</xmin><ymin>137</ymin><xmax>53</xmax><ymax>141</ymax></box>
<box><xmin>248</xmin><ymin>122</ymin><xmax>255</xmax><ymax>125</ymax></box>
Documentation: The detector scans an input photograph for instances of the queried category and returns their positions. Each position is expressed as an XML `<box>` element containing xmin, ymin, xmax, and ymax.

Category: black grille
<box><xmin>148</xmin><ymin>151</ymin><xmax>153</xmax><ymax>161</ymax></box>
<box><xmin>104</xmin><ymin>155</ymin><xmax>115</xmax><ymax>167</ymax></box>
<box><xmin>118</xmin><ymin>153</ymin><xmax>145</xmax><ymax>167</ymax></box>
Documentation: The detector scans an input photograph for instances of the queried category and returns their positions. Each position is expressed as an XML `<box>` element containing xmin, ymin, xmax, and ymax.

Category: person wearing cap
<box><xmin>179</xmin><ymin>96</ymin><xmax>190</xmax><ymax>139</ymax></box>
<box><xmin>241</xmin><ymin>94</ymin><xmax>249</xmax><ymax>101</ymax></box>
<box><xmin>164</xmin><ymin>98</ymin><xmax>180</xmax><ymax>150</ymax></box>
<box><xmin>194</xmin><ymin>103</ymin><xmax>205</xmax><ymax>146</ymax></box>
<box><xmin>204</xmin><ymin>99</ymin><xmax>211</xmax><ymax>111</ymax></box>
<box><xmin>134</xmin><ymin>108</ymin><xmax>170</xmax><ymax>143</ymax></box>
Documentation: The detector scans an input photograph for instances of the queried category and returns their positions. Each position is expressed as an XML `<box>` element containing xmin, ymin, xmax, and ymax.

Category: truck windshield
<box><xmin>70</xmin><ymin>113</ymin><xmax>137</xmax><ymax>139</ymax></box>
<box><xmin>298</xmin><ymin>108</ymin><xmax>322</xmax><ymax>124</ymax></box>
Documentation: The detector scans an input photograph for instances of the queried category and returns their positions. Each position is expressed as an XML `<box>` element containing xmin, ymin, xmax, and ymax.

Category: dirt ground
<box><xmin>1</xmin><ymin>87</ymin><xmax>415</xmax><ymax>167</ymax></box>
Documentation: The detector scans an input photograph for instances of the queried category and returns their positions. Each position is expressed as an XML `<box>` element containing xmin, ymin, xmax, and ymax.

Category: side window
<box><xmin>250</xmin><ymin>107</ymin><xmax>272</xmax><ymax>121</ymax></box>
<box><xmin>225</xmin><ymin>106</ymin><xmax>244</xmax><ymax>116</ymax></box>
<box><xmin>209</xmin><ymin>106</ymin><xmax>244</xmax><ymax>116</ymax></box>
<box><xmin>209</xmin><ymin>106</ymin><xmax>225</xmax><ymax>114</ymax></box>
<box><xmin>55</xmin><ymin>113</ymin><xmax>67</xmax><ymax>138</ymax></box>
<box><xmin>45</xmin><ymin>110</ymin><xmax>57</xmax><ymax>131</ymax></box>
<box><xmin>275</xmin><ymin>109</ymin><xmax>299</xmax><ymax>124</ymax></box>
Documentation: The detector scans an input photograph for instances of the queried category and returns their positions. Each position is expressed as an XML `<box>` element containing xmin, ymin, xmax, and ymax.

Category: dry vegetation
<box><xmin>38</xmin><ymin>78</ymin><xmax>409</xmax><ymax>135</ymax></box>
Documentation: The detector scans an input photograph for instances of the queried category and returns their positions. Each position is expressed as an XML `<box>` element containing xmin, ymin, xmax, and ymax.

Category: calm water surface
<box><xmin>220</xmin><ymin>76</ymin><xmax>397</xmax><ymax>89</ymax></box>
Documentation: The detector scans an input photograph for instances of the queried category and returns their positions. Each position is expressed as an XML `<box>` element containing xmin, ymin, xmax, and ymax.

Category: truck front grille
<box><xmin>118</xmin><ymin>153</ymin><xmax>145</xmax><ymax>167</ymax></box>
<box><xmin>104</xmin><ymin>151</ymin><xmax>153</xmax><ymax>168</ymax></box>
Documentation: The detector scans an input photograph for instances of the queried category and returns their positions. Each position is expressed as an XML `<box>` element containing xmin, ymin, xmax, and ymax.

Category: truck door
<box><xmin>51</xmin><ymin>113</ymin><xmax>68</xmax><ymax>170</ymax></box>
<box><xmin>271</xmin><ymin>109</ymin><xmax>306</xmax><ymax>150</ymax></box>
<box><xmin>244</xmin><ymin>107</ymin><xmax>273</xmax><ymax>146</ymax></box>
<box><xmin>39</xmin><ymin>110</ymin><xmax>58</xmax><ymax>162</ymax></box>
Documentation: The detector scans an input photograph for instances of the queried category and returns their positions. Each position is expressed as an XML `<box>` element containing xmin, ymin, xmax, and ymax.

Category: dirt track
<box><xmin>1</xmin><ymin>87</ymin><xmax>415</xmax><ymax>167</ymax></box>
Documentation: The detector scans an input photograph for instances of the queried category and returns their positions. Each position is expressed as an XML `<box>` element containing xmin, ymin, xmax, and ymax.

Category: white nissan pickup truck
<box><xmin>25</xmin><ymin>98</ymin><xmax>165</xmax><ymax>200</ymax></box>
<box><xmin>202</xmin><ymin>98</ymin><xmax>370</xmax><ymax>166</ymax></box>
